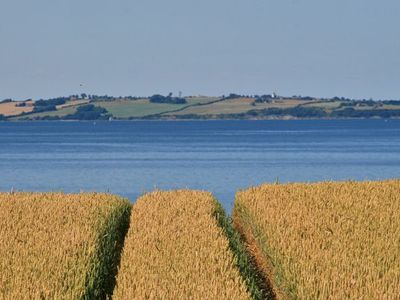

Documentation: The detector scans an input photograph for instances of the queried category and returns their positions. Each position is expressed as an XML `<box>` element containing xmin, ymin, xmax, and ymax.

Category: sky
<box><xmin>0</xmin><ymin>0</ymin><xmax>399</xmax><ymax>100</ymax></box>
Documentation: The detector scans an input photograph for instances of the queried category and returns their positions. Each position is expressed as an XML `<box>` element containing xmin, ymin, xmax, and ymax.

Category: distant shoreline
<box><xmin>2</xmin><ymin>117</ymin><xmax>400</xmax><ymax>123</ymax></box>
<box><xmin>2</xmin><ymin>95</ymin><xmax>400</xmax><ymax>121</ymax></box>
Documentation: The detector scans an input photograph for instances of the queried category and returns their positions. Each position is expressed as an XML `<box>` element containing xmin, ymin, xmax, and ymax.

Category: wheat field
<box><xmin>112</xmin><ymin>190</ymin><xmax>250</xmax><ymax>299</ymax></box>
<box><xmin>0</xmin><ymin>192</ymin><xmax>130</xmax><ymax>300</ymax></box>
<box><xmin>233</xmin><ymin>180</ymin><xmax>400</xmax><ymax>299</ymax></box>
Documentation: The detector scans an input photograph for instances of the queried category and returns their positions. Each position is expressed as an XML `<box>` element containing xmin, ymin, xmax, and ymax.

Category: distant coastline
<box><xmin>1</xmin><ymin>93</ymin><xmax>400</xmax><ymax>121</ymax></box>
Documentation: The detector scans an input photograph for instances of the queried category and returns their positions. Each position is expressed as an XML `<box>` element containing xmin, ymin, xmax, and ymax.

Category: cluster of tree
<box><xmin>35</xmin><ymin>97</ymin><xmax>69</xmax><ymax>106</ymax></box>
<box><xmin>87</xmin><ymin>95</ymin><xmax>141</xmax><ymax>101</ymax></box>
<box><xmin>297</xmin><ymin>96</ymin><xmax>315</xmax><ymax>100</ymax></box>
<box><xmin>149</xmin><ymin>93</ymin><xmax>187</xmax><ymax>104</ymax></box>
<box><xmin>331</xmin><ymin>97</ymin><xmax>400</xmax><ymax>105</ymax></box>
<box><xmin>33</xmin><ymin>105</ymin><xmax>57</xmax><ymax>113</ymax></box>
<box><xmin>336</xmin><ymin>99</ymin><xmax>393</xmax><ymax>109</ymax></box>
<box><xmin>221</xmin><ymin>93</ymin><xmax>244</xmax><ymax>100</ymax></box>
<box><xmin>29</xmin><ymin>115</ymin><xmax>60</xmax><ymax>121</ymax></box>
<box><xmin>331</xmin><ymin>108</ymin><xmax>400</xmax><ymax>118</ymax></box>
<box><xmin>222</xmin><ymin>94</ymin><xmax>321</xmax><ymax>101</ymax></box>
<box><xmin>247</xmin><ymin>106</ymin><xmax>328</xmax><ymax>118</ymax></box>
<box><xmin>332</xmin><ymin>96</ymin><xmax>353</xmax><ymax>101</ymax></box>
<box><xmin>354</xmin><ymin>100</ymin><xmax>377</xmax><ymax>106</ymax></box>
<box><xmin>33</xmin><ymin>97</ymin><xmax>69</xmax><ymax>113</ymax></box>
<box><xmin>245</xmin><ymin>106</ymin><xmax>400</xmax><ymax>119</ymax></box>
<box><xmin>0</xmin><ymin>99</ymin><xmax>13</xmax><ymax>104</ymax></box>
<box><xmin>338</xmin><ymin>102</ymin><xmax>355</xmax><ymax>108</ymax></box>
<box><xmin>33</xmin><ymin>104</ymin><xmax>111</xmax><ymax>120</ymax></box>
<box><xmin>287</xmin><ymin>95</ymin><xmax>315</xmax><ymax>100</ymax></box>
<box><xmin>382</xmin><ymin>100</ymin><xmax>400</xmax><ymax>105</ymax></box>
<box><xmin>64</xmin><ymin>104</ymin><xmax>111</xmax><ymax>120</ymax></box>
<box><xmin>254</xmin><ymin>95</ymin><xmax>274</xmax><ymax>103</ymax></box>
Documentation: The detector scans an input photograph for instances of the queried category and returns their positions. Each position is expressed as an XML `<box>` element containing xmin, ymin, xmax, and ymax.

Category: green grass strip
<box><xmin>83</xmin><ymin>199</ymin><xmax>131</xmax><ymax>300</ymax></box>
<box><xmin>234</xmin><ymin>203</ymin><xmax>298</xmax><ymax>299</ymax></box>
<box><xmin>212</xmin><ymin>199</ymin><xmax>275</xmax><ymax>300</ymax></box>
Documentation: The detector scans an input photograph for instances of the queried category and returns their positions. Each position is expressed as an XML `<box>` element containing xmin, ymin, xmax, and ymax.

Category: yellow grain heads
<box><xmin>0</xmin><ymin>192</ymin><xmax>130</xmax><ymax>299</ymax></box>
<box><xmin>233</xmin><ymin>180</ymin><xmax>400</xmax><ymax>299</ymax></box>
<box><xmin>113</xmin><ymin>190</ymin><xmax>250</xmax><ymax>299</ymax></box>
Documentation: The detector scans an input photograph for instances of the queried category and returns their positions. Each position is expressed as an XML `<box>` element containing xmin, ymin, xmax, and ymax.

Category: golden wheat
<box><xmin>112</xmin><ymin>190</ymin><xmax>250</xmax><ymax>299</ymax></box>
<box><xmin>0</xmin><ymin>192</ymin><xmax>130</xmax><ymax>300</ymax></box>
<box><xmin>233</xmin><ymin>180</ymin><xmax>400</xmax><ymax>299</ymax></box>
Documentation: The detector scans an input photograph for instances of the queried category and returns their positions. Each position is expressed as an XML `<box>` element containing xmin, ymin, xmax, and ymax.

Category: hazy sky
<box><xmin>1</xmin><ymin>0</ymin><xmax>399</xmax><ymax>100</ymax></box>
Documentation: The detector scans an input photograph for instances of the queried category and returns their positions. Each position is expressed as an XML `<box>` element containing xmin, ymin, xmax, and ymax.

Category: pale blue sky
<box><xmin>1</xmin><ymin>0</ymin><xmax>399</xmax><ymax>100</ymax></box>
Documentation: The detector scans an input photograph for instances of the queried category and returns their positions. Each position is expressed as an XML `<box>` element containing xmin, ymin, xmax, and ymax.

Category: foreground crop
<box><xmin>113</xmin><ymin>190</ymin><xmax>250</xmax><ymax>299</ymax></box>
<box><xmin>233</xmin><ymin>180</ymin><xmax>400</xmax><ymax>299</ymax></box>
<box><xmin>0</xmin><ymin>192</ymin><xmax>130</xmax><ymax>299</ymax></box>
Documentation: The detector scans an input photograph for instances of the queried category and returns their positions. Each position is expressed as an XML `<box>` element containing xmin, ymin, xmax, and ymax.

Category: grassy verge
<box><xmin>232</xmin><ymin>202</ymin><xmax>292</xmax><ymax>299</ymax></box>
<box><xmin>85</xmin><ymin>198</ymin><xmax>131</xmax><ymax>299</ymax></box>
<box><xmin>212</xmin><ymin>199</ymin><xmax>275</xmax><ymax>300</ymax></box>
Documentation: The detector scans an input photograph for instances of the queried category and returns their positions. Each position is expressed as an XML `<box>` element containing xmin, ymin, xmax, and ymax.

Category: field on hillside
<box><xmin>168</xmin><ymin>98</ymin><xmax>305</xmax><ymax>116</ymax></box>
<box><xmin>10</xmin><ymin>100</ymin><xmax>87</xmax><ymax>120</ymax></box>
<box><xmin>13</xmin><ymin>106</ymin><xmax>78</xmax><ymax>120</ymax></box>
<box><xmin>0</xmin><ymin>192</ymin><xmax>130</xmax><ymax>299</ymax></box>
<box><xmin>113</xmin><ymin>190</ymin><xmax>250</xmax><ymax>299</ymax></box>
<box><xmin>233</xmin><ymin>180</ymin><xmax>400</xmax><ymax>299</ymax></box>
<box><xmin>95</xmin><ymin>99</ymin><xmax>185</xmax><ymax>118</ymax></box>
<box><xmin>300</xmin><ymin>100</ymin><xmax>343</xmax><ymax>110</ymax></box>
<box><xmin>95</xmin><ymin>97</ymin><xmax>218</xmax><ymax>118</ymax></box>
<box><xmin>56</xmin><ymin>99</ymin><xmax>90</xmax><ymax>109</ymax></box>
<box><xmin>0</xmin><ymin>101</ymin><xmax>34</xmax><ymax>116</ymax></box>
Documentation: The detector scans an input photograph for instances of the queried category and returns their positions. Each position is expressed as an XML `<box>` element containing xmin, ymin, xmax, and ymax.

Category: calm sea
<box><xmin>1</xmin><ymin>120</ymin><xmax>399</xmax><ymax>209</ymax></box>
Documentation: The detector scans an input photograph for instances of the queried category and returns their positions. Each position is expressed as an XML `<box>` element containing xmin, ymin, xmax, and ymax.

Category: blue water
<box><xmin>1</xmin><ymin>120</ymin><xmax>399</xmax><ymax>209</ymax></box>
